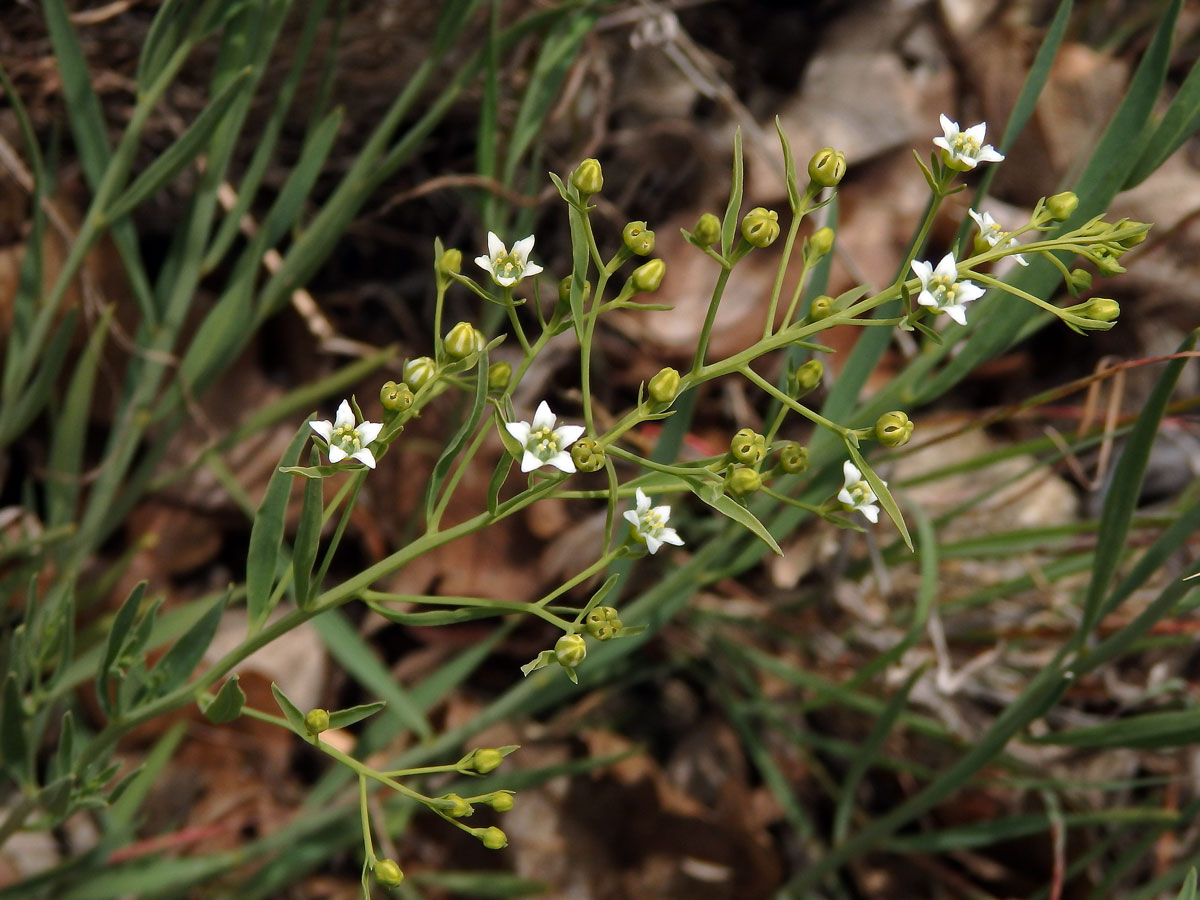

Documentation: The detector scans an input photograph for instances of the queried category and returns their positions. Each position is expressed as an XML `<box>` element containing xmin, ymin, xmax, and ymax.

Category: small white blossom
<box><xmin>838</xmin><ymin>461</ymin><xmax>882</xmax><ymax>524</ymax></box>
<box><xmin>933</xmin><ymin>114</ymin><xmax>1004</xmax><ymax>169</ymax></box>
<box><xmin>623</xmin><ymin>488</ymin><xmax>684</xmax><ymax>554</ymax></box>
<box><xmin>505</xmin><ymin>401</ymin><xmax>585</xmax><ymax>474</ymax></box>
<box><xmin>911</xmin><ymin>252</ymin><xmax>985</xmax><ymax>326</ymax></box>
<box><xmin>475</xmin><ymin>232</ymin><xmax>544</xmax><ymax>287</ymax></box>
<box><xmin>968</xmin><ymin>208</ymin><xmax>1028</xmax><ymax>266</ymax></box>
<box><xmin>310</xmin><ymin>400</ymin><xmax>383</xmax><ymax>469</ymax></box>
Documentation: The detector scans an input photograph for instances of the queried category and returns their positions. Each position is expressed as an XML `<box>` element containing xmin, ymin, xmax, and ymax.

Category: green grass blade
<box><xmin>0</xmin><ymin>310</ymin><xmax>77</xmax><ymax>446</ymax></box>
<box><xmin>1032</xmin><ymin>707</ymin><xmax>1200</xmax><ymax>750</ymax></box>
<box><xmin>258</xmin><ymin>106</ymin><xmax>343</xmax><ymax>250</ymax></box>
<box><xmin>150</xmin><ymin>590</ymin><xmax>228</xmax><ymax>695</ymax></box>
<box><xmin>291</xmin><ymin>446</ymin><xmax>324</xmax><ymax>609</ymax></box>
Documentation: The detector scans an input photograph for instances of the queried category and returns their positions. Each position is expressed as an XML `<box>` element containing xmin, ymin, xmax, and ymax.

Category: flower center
<box><xmin>493</xmin><ymin>252</ymin><xmax>522</xmax><ymax>280</ymax></box>
<box><xmin>951</xmin><ymin>133</ymin><xmax>981</xmax><ymax>157</ymax></box>
<box><xmin>640</xmin><ymin>509</ymin><xmax>666</xmax><ymax>532</ymax></box>
<box><xmin>529</xmin><ymin>425</ymin><xmax>560</xmax><ymax>460</ymax></box>
<box><xmin>847</xmin><ymin>481</ymin><xmax>872</xmax><ymax>505</ymax></box>
<box><xmin>332</xmin><ymin>423</ymin><xmax>363</xmax><ymax>453</ymax></box>
<box><xmin>930</xmin><ymin>273</ymin><xmax>959</xmax><ymax>305</ymax></box>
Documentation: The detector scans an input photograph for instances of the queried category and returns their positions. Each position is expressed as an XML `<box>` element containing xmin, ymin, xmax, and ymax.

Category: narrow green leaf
<box><xmin>845</xmin><ymin>442</ymin><xmax>913</xmax><ymax>551</ymax></box>
<box><xmin>1</xmin><ymin>674</ymin><xmax>28</xmax><ymax>777</ymax></box>
<box><xmin>424</xmin><ymin>352</ymin><xmax>489</xmax><ymax>524</ymax></box>
<box><xmin>0</xmin><ymin>310</ymin><xmax>77</xmax><ymax>445</ymax></box>
<box><xmin>1175</xmin><ymin>869</ymin><xmax>1197</xmax><ymax>900</ymax></box>
<box><xmin>258</xmin><ymin>106</ymin><xmax>343</xmax><ymax>251</ymax></box>
<box><xmin>278</xmin><ymin>464</ymin><xmax>346</xmax><ymax>479</ymax></box>
<box><xmin>775</xmin><ymin>117</ymin><xmax>801</xmax><ymax>212</ymax></box>
<box><xmin>151</xmin><ymin>589</ymin><xmax>228</xmax><ymax>695</ymax></box>
<box><xmin>53</xmin><ymin>710</ymin><xmax>76</xmax><ymax>782</ymax></box>
<box><xmin>1032</xmin><ymin>707</ymin><xmax>1200</xmax><ymax>750</ymax></box>
<box><xmin>270</xmin><ymin>682</ymin><xmax>307</xmax><ymax>736</ymax></box>
<box><xmin>487</xmin><ymin>450</ymin><xmax>512</xmax><ymax>516</ymax></box>
<box><xmin>201</xmin><ymin>674</ymin><xmax>246</xmax><ymax>725</ymax></box>
<box><xmin>685</xmin><ymin>478</ymin><xmax>782</xmax><ymax>555</ymax></box>
<box><xmin>411</xmin><ymin>871</ymin><xmax>547</xmax><ymax>897</ymax></box>
<box><xmin>720</xmin><ymin>128</ymin><xmax>744</xmax><ymax>257</ymax></box>
<box><xmin>292</xmin><ymin>447</ymin><xmax>324</xmax><ymax>609</ymax></box>
<box><xmin>327</xmin><ymin>701</ymin><xmax>386</xmax><ymax>731</ymax></box>
<box><xmin>107</xmin><ymin>721</ymin><xmax>186</xmax><ymax>828</ymax></box>
<box><xmin>247</xmin><ymin>423</ymin><xmax>311</xmax><ymax>630</ymax></box>
<box><xmin>98</xmin><ymin>581</ymin><xmax>147</xmax><ymax>716</ymax></box>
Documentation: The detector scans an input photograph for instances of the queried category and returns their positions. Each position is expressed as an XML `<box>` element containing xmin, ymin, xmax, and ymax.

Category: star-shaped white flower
<box><xmin>911</xmin><ymin>252</ymin><xmax>986</xmax><ymax>326</ymax></box>
<box><xmin>475</xmin><ymin>232</ymin><xmax>544</xmax><ymax>287</ymax></box>
<box><xmin>968</xmin><ymin>208</ymin><xmax>1028</xmax><ymax>266</ymax></box>
<box><xmin>623</xmin><ymin>488</ymin><xmax>684</xmax><ymax>554</ymax></box>
<box><xmin>933</xmin><ymin>114</ymin><xmax>1004</xmax><ymax>170</ymax></box>
<box><xmin>505</xmin><ymin>401</ymin><xmax>585</xmax><ymax>474</ymax></box>
<box><xmin>838</xmin><ymin>461</ymin><xmax>882</xmax><ymax>524</ymax></box>
<box><xmin>310</xmin><ymin>400</ymin><xmax>383</xmax><ymax>469</ymax></box>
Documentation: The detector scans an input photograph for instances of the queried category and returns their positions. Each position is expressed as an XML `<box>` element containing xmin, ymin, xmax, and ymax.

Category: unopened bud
<box><xmin>554</xmin><ymin>633</ymin><xmax>587</xmax><ymax>668</ymax></box>
<box><xmin>558</xmin><ymin>275</ymin><xmax>591</xmax><ymax>304</ymax></box>
<box><xmin>380</xmin><ymin>381</ymin><xmax>415</xmax><ymax>412</ymax></box>
<box><xmin>631</xmin><ymin>259</ymin><xmax>666</xmax><ymax>293</ymax></box>
<box><xmin>571</xmin><ymin>158</ymin><xmax>604</xmax><ymax>196</ymax></box>
<box><xmin>468</xmin><ymin>747</ymin><xmax>506</xmax><ymax>774</ymax></box>
<box><xmin>445</xmin><ymin>321</ymin><xmax>484</xmax><ymax>360</ymax></box>
<box><xmin>1068</xmin><ymin>297</ymin><xmax>1121</xmax><ymax>323</ymax></box>
<box><xmin>441</xmin><ymin>793</ymin><xmax>473</xmax><ymax>817</ymax></box>
<box><xmin>489</xmin><ymin>791</ymin><xmax>515</xmax><ymax>812</ymax></box>
<box><xmin>403</xmin><ymin>356</ymin><xmax>437</xmax><ymax>390</ymax></box>
<box><xmin>791</xmin><ymin>359</ymin><xmax>824</xmax><ymax>395</ymax></box>
<box><xmin>726</xmin><ymin>466</ymin><xmax>762</xmax><ymax>497</ymax></box>
<box><xmin>875</xmin><ymin>410</ymin><xmax>914</xmax><ymax>448</ymax></box>
<box><xmin>374</xmin><ymin>859</ymin><xmax>404</xmax><ymax>887</ymax></box>
<box><xmin>742</xmin><ymin>207</ymin><xmax>780</xmax><ymax>248</ymax></box>
<box><xmin>487</xmin><ymin>361</ymin><xmax>512</xmax><ymax>393</ymax></box>
<box><xmin>777</xmin><ymin>442</ymin><xmax>809</xmax><ymax>474</ymax></box>
<box><xmin>1069</xmin><ymin>268</ymin><xmax>1092</xmax><ymax>292</ymax></box>
<box><xmin>647</xmin><ymin>367</ymin><xmax>680</xmax><ymax>404</ymax></box>
<box><xmin>809</xmin><ymin>295</ymin><xmax>835</xmax><ymax>321</ymax></box>
<box><xmin>809</xmin><ymin>226</ymin><xmax>834</xmax><ymax>259</ymax></box>
<box><xmin>730</xmin><ymin>428</ymin><xmax>766</xmax><ymax>465</ymax></box>
<box><xmin>479</xmin><ymin>826</ymin><xmax>508</xmax><ymax>850</ymax></box>
<box><xmin>304</xmin><ymin>708</ymin><xmax>329</xmax><ymax>737</ymax></box>
<box><xmin>692</xmin><ymin>212</ymin><xmax>721</xmax><ymax>247</ymax></box>
<box><xmin>570</xmin><ymin>437</ymin><xmax>605</xmax><ymax>473</ymax></box>
<box><xmin>439</xmin><ymin>248</ymin><xmax>463</xmax><ymax>275</ymax></box>
<box><xmin>808</xmin><ymin>147</ymin><xmax>847</xmax><ymax>188</ymax></box>
<box><xmin>1045</xmin><ymin>191</ymin><xmax>1078</xmax><ymax>222</ymax></box>
<box><xmin>622</xmin><ymin>221</ymin><xmax>655</xmax><ymax>256</ymax></box>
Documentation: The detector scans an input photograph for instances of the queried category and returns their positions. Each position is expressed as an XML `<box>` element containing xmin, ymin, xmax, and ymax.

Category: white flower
<box><xmin>505</xmin><ymin>401</ymin><xmax>585</xmax><ymax>474</ymax></box>
<box><xmin>623</xmin><ymin>488</ymin><xmax>684</xmax><ymax>554</ymax></box>
<box><xmin>968</xmin><ymin>208</ymin><xmax>1028</xmax><ymax>266</ymax></box>
<box><xmin>933</xmin><ymin>114</ymin><xmax>1004</xmax><ymax>169</ymax></box>
<box><xmin>310</xmin><ymin>400</ymin><xmax>383</xmax><ymax>469</ymax></box>
<box><xmin>838</xmin><ymin>460</ymin><xmax>882</xmax><ymax>524</ymax></box>
<box><xmin>911</xmin><ymin>252</ymin><xmax>986</xmax><ymax>326</ymax></box>
<box><xmin>475</xmin><ymin>232</ymin><xmax>544</xmax><ymax>287</ymax></box>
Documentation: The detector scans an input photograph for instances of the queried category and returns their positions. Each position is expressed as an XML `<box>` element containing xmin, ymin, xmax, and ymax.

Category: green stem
<box><xmin>691</xmin><ymin>266</ymin><xmax>733</xmax><ymax>376</ymax></box>
<box><xmin>533</xmin><ymin>549</ymin><xmax>621</xmax><ymax>613</ymax></box>
<box><xmin>359</xmin><ymin>775</ymin><xmax>376</xmax><ymax>862</ymax></box>
<box><xmin>762</xmin><ymin>213</ymin><xmax>804</xmax><ymax>338</ymax></box>
<box><xmin>502</xmin><ymin>286</ymin><xmax>532</xmax><ymax>356</ymax></box>
<box><xmin>739</xmin><ymin>365</ymin><xmax>852</xmax><ymax>441</ymax></box>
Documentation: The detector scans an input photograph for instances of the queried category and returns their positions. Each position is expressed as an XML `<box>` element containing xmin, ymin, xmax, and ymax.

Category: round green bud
<box><xmin>692</xmin><ymin>213</ymin><xmax>721</xmax><ymax>247</ymax></box>
<box><xmin>631</xmin><ymin>258</ymin><xmax>666</xmax><ymax>293</ymax></box>
<box><xmin>808</xmin><ymin>226</ymin><xmax>834</xmax><ymax>259</ymax></box>
<box><xmin>726</xmin><ymin>466</ymin><xmax>762</xmax><ymax>497</ymax></box>
<box><xmin>585</xmin><ymin>605</ymin><xmax>623</xmax><ymax>641</ymax></box>
<box><xmin>809</xmin><ymin>295</ymin><xmax>835</xmax><ymax>321</ymax></box>
<box><xmin>441</xmin><ymin>792</ymin><xmax>473</xmax><ymax>817</ymax></box>
<box><xmin>571</xmin><ymin>158</ymin><xmax>604</xmax><ymax>196</ymax></box>
<box><xmin>1083</xmin><ymin>297</ymin><xmax>1120</xmax><ymax>322</ymax></box>
<box><xmin>777</xmin><ymin>442</ymin><xmax>809</xmax><ymax>475</ymax></box>
<box><xmin>403</xmin><ymin>356</ymin><xmax>437</xmax><ymax>390</ymax></box>
<box><xmin>741</xmin><ymin>207</ymin><xmax>780</xmax><ymax>248</ymax></box>
<box><xmin>1045</xmin><ymin>191</ymin><xmax>1078</xmax><ymax>222</ymax></box>
<box><xmin>439</xmin><ymin>248</ymin><xmax>463</xmax><ymax>275</ymax></box>
<box><xmin>304</xmin><ymin>708</ymin><xmax>330</xmax><ymax>736</ymax></box>
<box><xmin>808</xmin><ymin>147</ymin><xmax>847</xmax><ymax>188</ymax></box>
<box><xmin>570</xmin><ymin>437</ymin><xmax>605</xmax><ymax>473</ymax></box>
<box><xmin>622</xmin><ymin>221</ymin><xmax>656</xmax><ymax>256</ymax></box>
<box><xmin>469</xmin><ymin>747</ymin><xmax>506</xmax><ymax>775</ymax></box>
<box><xmin>479</xmin><ymin>826</ymin><xmax>508</xmax><ymax>850</ymax></box>
<box><xmin>558</xmin><ymin>275</ymin><xmax>592</xmax><ymax>304</ymax></box>
<box><xmin>647</xmin><ymin>367</ymin><xmax>681</xmax><ymax>405</ymax></box>
<box><xmin>791</xmin><ymin>359</ymin><xmax>824</xmax><ymax>395</ymax></box>
<box><xmin>487</xmin><ymin>361</ymin><xmax>512</xmax><ymax>393</ymax></box>
<box><xmin>875</xmin><ymin>410</ymin><xmax>914</xmax><ymax>448</ymax></box>
<box><xmin>554</xmin><ymin>633</ymin><xmax>587</xmax><ymax>668</ymax></box>
<box><xmin>374</xmin><ymin>859</ymin><xmax>405</xmax><ymax>887</ymax></box>
<box><xmin>1069</xmin><ymin>268</ymin><xmax>1092</xmax><ymax>292</ymax></box>
<box><xmin>730</xmin><ymin>427</ymin><xmax>766</xmax><ymax>465</ymax></box>
<box><xmin>489</xmin><ymin>791</ymin><xmax>515</xmax><ymax>812</ymax></box>
<box><xmin>380</xmin><ymin>380</ymin><xmax>415</xmax><ymax>412</ymax></box>
<box><xmin>445</xmin><ymin>321</ymin><xmax>484</xmax><ymax>360</ymax></box>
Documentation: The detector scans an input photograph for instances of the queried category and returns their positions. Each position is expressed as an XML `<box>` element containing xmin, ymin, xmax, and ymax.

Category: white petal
<box><xmin>334</xmin><ymin>399</ymin><xmax>355</xmax><ymax>429</ymax></box>
<box><xmin>957</xmin><ymin>155</ymin><xmax>980</xmax><ymax>169</ymax></box>
<box><xmin>634</xmin><ymin>488</ymin><xmax>650</xmax><ymax>513</ymax></box>
<box><xmin>861</xmin><ymin>504</ymin><xmax>881</xmax><ymax>524</ymax></box>
<box><xmin>964</xmin><ymin>122</ymin><xmax>988</xmax><ymax>144</ymax></box>
<box><xmin>511</xmin><ymin>235</ymin><xmax>535</xmax><ymax>263</ymax></box>
<box><xmin>521</xmin><ymin>261</ymin><xmax>544</xmax><ymax>279</ymax></box>
<box><xmin>956</xmin><ymin>280</ymin><xmax>986</xmax><ymax>303</ymax></box>
<box><xmin>659</xmin><ymin>528</ymin><xmax>684</xmax><ymax>547</ymax></box>
<box><xmin>494</xmin><ymin>273</ymin><xmax>516</xmax><ymax>287</ymax></box>
<box><xmin>944</xmin><ymin>304</ymin><xmax>968</xmax><ymax>326</ymax></box>
<box><xmin>487</xmin><ymin>231</ymin><xmax>506</xmax><ymax>260</ymax></box>
<box><xmin>352</xmin><ymin>448</ymin><xmax>377</xmax><ymax>469</ymax></box>
<box><xmin>623</xmin><ymin>509</ymin><xmax>640</xmax><ymax>528</ymax></box>
<box><xmin>520</xmin><ymin>450</ymin><xmax>543</xmax><ymax>472</ymax></box>
<box><xmin>357</xmin><ymin>421</ymin><xmax>383</xmax><ymax>444</ymax></box>
<box><xmin>842</xmin><ymin>460</ymin><xmax>862</xmax><ymax>486</ymax></box>
<box><xmin>505</xmin><ymin>421</ymin><xmax>531</xmax><ymax>444</ymax></box>
<box><xmin>475</xmin><ymin>254</ymin><xmax>494</xmax><ymax>273</ymax></box>
<box><xmin>932</xmin><ymin>136</ymin><xmax>951</xmax><ymax>154</ymax></box>
<box><xmin>968</xmin><ymin>208</ymin><xmax>985</xmax><ymax>230</ymax></box>
<box><xmin>554</xmin><ymin>424</ymin><xmax>586</xmax><ymax>447</ymax></box>
<box><xmin>651</xmin><ymin>504</ymin><xmax>672</xmax><ymax>523</ymax></box>
<box><xmin>1013</xmin><ymin>253</ymin><xmax>1029</xmax><ymax>266</ymax></box>
<box><xmin>328</xmin><ymin>445</ymin><xmax>347</xmax><ymax>464</ymax></box>
<box><xmin>310</xmin><ymin>419</ymin><xmax>334</xmax><ymax>442</ymax></box>
<box><xmin>917</xmin><ymin>289</ymin><xmax>938</xmax><ymax>310</ymax></box>
<box><xmin>546</xmin><ymin>451</ymin><xmax>576</xmax><ymax>473</ymax></box>
<box><xmin>933</xmin><ymin>253</ymin><xmax>958</xmax><ymax>280</ymax></box>
<box><xmin>939</xmin><ymin>114</ymin><xmax>957</xmax><ymax>137</ymax></box>
<box><xmin>837</xmin><ymin>487</ymin><xmax>854</xmax><ymax>507</ymax></box>
<box><xmin>978</xmin><ymin>145</ymin><xmax>1005</xmax><ymax>163</ymax></box>
<box><xmin>644</xmin><ymin>534</ymin><xmax>663</xmax><ymax>554</ymax></box>
<box><xmin>910</xmin><ymin>259</ymin><xmax>932</xmax><ymax>286</ymax></box>
<box><xmin>531</xmin><ymin>401</ymin><xmax>556</xmax><ymax>431</ymax></box>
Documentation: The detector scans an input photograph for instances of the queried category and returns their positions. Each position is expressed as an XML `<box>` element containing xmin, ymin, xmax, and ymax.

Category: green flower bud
<box><xmin>468</xmin><ymin>747</ymin><xmax>506</xmax><ymax>775</ymax></box>
<box><xmin>304</xmin><ymin>708</ymin><xmax>329</xmax><ymax>737</ymax></box>
<box><xmin>439</xmin><ymin>248</ymin><xmax>463</xmax><ymax>275</ymax></box>
<box><xmin>489</xmin><ymin>791</ymin><xmax>515</xmax><ymax>812</ymax></box>
<box><xmin>1045</xmin><ymin>191</ymin><xmax>1078</xmax><ymax>222</ymax></box>
<box><xmin>1113</xmin><ymin>218</ymin><xmax>1150</xmax><ymax>248</ymax></box>
<box><xmin>808</xmin><ymin>295</ymin><xmax>835</xmax><ymax>321</ymax></box>
<box><xmin>441</xmin><ymin>792</ymin><xmax>474</xmax><ymax>817</ymax></box>
<box><xmin>585</xmin><ymin>605</ymin><xmax>623</xmax><ymax>641</ymax></box>
<box><xmin>631</xmin><ymin>258</ymin><xmax>666</xmax><ymax>293</ymax></box>
<box><xmin>1068</xmin><ymin>297</ymin><xmax>1121</xmax><ymax>323</ymax></box>
<box><xmin>777</xmin><ymin>442</ymin><xmax>809</xmax><ymax>475</ymax></box>
<box><xmin>741</xmin><ymin>207</ymin><xmax>780</xmax><ymax>248</ymax></box>
<box><xmin>692</xmin><ymin>212</ymin><xmax>721</xmax><ymax>247</ymax></box>
<box><xmin>622</xmin><ymin>221</ymin><xmax>656</xmax><ymax>256</ymax></box>
<box><xmin>487</xmin><ymin>361</ymin><xmax>512</xmax><ymax>393</ymax></box>
<box><xmin>403</xmin><ymin>356</ymin><xmax>437</xmax><ymax>390</ymax></box>
<box><xmin>726</xmin><ymin>466</ymin><xmax>762</xmax><ymax>497</ymax></box>
<box><xmin>647</xmin><ymin>367</ymin><xmax>680</xmax><ymax>405</ymax></box>
<box><xmin>445</xmin><ymin>321</ymin><xmax>484</xmax><ymax>360</ymax></box>
<box><xmin>1069</xmin><ymin>268</ymin><xmax>1092</xmax><ymax>292</ymax></box>
<box><xmin>380</xmin><ymin>381</ymin><xmax>415</xmax><ymax>412</ymax></box>
<box><xmin>571</xmin><ymin>158</ymin><xmax>604</xmax><ymax>196</ymax></box>
<box><xmin>554</xmin><ymin>633</ymin><xmax>586</xmax><ymax>669</ymax></box>
<box><xmin>1092</xmin><ymin>246</ymin><xmax>1126</xmax><ymax>276</ymax></box>
<box><xmin>374</xmin><ymin>859</ymin><xmax>405</xmax><ymax>887</ymax></box>
<box><xmin>808</xmin><ymin>147</ymin><xmax>847</xmax><ymax>188</ymax></box>
<box><xmin>808</xmin><ymin>226</ymin><xmax>834</xmax><ymax>259</ymax></box>
<box><xmin>875</xmin><ymin>410</ymin><xmax>914</xmax><ymax>448</ymax></box>
<box><xmin>791</xmin><ymin>359</ymin><xmax>824</xmax><ymax>396</ymax></box>
<box><xmin>730</xmin><ymin>427</ymin><xmax>766</xmax><ymax>465</ymax></box>
<box><xmin>570</xmin><ymin>437</ymin><xmax>605</xmax><ymax>473</ymax></box>
<box><xmin>479</xmin><ymin>826</ymin><xmax>508</xmax><ymax>850</ymax></box>
<box><xmin>558</xmin><ymin>275</ymin><xmax>591</xmax><ymax>304</ymax></box>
